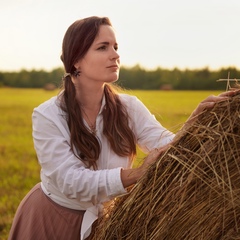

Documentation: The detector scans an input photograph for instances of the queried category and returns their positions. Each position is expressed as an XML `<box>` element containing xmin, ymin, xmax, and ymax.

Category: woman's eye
<box><xmin>98</xmin><ymin>46</ymin><xmax>107</xmax><ymax>50</ymax></box>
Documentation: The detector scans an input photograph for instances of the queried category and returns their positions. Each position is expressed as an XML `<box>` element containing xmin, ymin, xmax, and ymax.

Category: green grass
<box><xmin>0</xmin><ymin>88</ymin><xmax>58</xmax><ymax>239</ymax></box>
<box><xmin>0</xmin><ymin>88</ymin><xmax>221</xmax><ymax>239</ymax></box>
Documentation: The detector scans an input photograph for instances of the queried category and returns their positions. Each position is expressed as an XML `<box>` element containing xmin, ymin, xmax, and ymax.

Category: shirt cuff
<box><xmin>107</xmin><ymin>167</ymin><xmax>126</xmax><ymax>198</ymax></box>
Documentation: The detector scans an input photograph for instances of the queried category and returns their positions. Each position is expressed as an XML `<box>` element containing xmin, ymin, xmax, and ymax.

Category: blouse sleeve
<box><xmin>124</xmin><ymin>95</ymin><xmax>175</xmax><ymax>153</ymax></box>
<box><xmin>32</xmin><ymin>107</ymin><xmax>126</xmax><ymax>206</ymax></box>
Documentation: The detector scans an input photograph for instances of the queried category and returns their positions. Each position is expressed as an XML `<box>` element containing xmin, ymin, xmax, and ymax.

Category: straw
<box><xmin>91</xmin><ymin>93</ymin><xmax>240</xmax><ymax>240</ymax></box>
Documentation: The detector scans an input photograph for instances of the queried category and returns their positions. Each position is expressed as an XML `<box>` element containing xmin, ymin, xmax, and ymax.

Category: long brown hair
<box><xmin>59</xmin><ymin>16</ymin><xmax>136</xmax><ymax>169</ymax></box>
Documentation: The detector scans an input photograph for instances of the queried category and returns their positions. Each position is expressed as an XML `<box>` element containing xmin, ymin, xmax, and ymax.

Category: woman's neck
<box><xmin>75</xmin><ymin>84</ymin><xmax>105</xmax><ymax>110</ymax></box>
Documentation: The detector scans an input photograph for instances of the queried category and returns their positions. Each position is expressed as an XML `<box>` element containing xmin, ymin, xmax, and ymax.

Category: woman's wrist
<box><xmin>120</xmin><ymin>167</ymin><xmax>144</xmax><ymax>188</ymax></box>
<box><xmin>120</xmin><ymin>148</ymin><xmax>167</xmax><ymax>188</ymax></box>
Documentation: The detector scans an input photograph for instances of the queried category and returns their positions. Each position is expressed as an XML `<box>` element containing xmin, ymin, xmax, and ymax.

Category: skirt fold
<box><xmin>8</xmin><ymin>183</ymin><xmax>85</xmax><ymax>240</ymax></box>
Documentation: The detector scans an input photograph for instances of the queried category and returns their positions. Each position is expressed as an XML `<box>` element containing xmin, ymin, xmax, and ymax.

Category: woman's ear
<box><xmin>74</xmin><ymin>63</ymin><xmax>79</xmax><ymax>70</ymax></box>
<box><xmin>74</xmin><ymin>58</ymin><xmax>82</xmax><ymax>70</ymax></box>
<box><xmin>73</xmin><ymin>61</ymin><xmax>81</xmax><ymax>77</ymax></box>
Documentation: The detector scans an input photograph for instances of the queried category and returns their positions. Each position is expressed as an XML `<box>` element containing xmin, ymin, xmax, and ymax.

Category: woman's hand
<box><xmin>185</xmin><ymin>89</ymin><xmax>240</xmax><ymax>125</ymax></box>
<box><xmin>140</xmin><ymin>145</ymin><xmax>169</xmax><ymax>169</ymax></box>
<box><xmin>121</xmin><ymin>145</ymin><xmax>170</xmax><ymax>188</ymax></box>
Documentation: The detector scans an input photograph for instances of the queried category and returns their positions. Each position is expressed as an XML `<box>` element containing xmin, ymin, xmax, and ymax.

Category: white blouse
<box><xmin>32</xmin><ymin>93</ymin><xmax>174</xmax><ymax>239</ymax></box>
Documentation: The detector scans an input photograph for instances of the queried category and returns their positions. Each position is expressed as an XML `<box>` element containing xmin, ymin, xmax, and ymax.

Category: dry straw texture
<box><xmin>92</xmin><ymin>93</ymin><xmax>240</xmax><ymax>240</ymax></box>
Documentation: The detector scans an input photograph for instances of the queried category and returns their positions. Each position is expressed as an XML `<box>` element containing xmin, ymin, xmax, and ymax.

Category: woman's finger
<box><xmin>218</xmin><ymin>89</ymin><xmax>240</xmax><ymax>98</ymax></box>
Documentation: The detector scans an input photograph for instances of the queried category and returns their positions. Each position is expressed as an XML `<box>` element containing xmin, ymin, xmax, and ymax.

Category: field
<box><xmin>0</xmin><ymin>88</ymin><xmax>222</xmax><ymax>239</ymax></box>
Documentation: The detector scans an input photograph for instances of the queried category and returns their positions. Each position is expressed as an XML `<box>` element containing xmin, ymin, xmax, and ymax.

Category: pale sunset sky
<box><xmin>0</xmin><ymin>0</ymin><xmax>239</xmax><ymax>71</ymax></box>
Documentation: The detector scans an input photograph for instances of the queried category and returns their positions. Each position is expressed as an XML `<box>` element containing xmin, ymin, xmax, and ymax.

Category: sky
<box><xmin>0</xmin><ymin>0</ymin><xmax>239</xmax><ymax>72</ymax></box>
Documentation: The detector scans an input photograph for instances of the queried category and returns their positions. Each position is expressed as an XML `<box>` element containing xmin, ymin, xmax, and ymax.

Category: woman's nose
<box><xmin>111</xmin><ymin>48</ymin><xmax>120</xmax><ymax>60</ymax></box>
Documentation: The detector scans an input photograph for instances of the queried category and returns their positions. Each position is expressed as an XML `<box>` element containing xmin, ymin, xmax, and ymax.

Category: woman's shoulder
<box><xmin>34</xmin><ymin>95</ymin><xmax>64</xmax><ymax>116</ymax></box>
<box><xmin>118</xmin><ymin>93</ymin><xmax>153</xmax><ymax>117</ymax></box>
<box><xmin>118</xmin><ymin>93</ymin><xmax>145</xmax><ymax>109</ymax></box>
<box><xmin>118</xmin><ymin>93</ymin><xmax>138</xmax><ymax>104</ymax></box>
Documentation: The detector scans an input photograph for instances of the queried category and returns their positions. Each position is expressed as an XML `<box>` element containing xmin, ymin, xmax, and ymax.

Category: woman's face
<box><xmin>75</xmin><ymin>25</ymin><xmax>120</xmax><ymax>86</ymax></box>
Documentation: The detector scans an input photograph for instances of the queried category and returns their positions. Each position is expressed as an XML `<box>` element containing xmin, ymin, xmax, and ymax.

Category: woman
<box><xmin>8</xmin><ymin>16</ymin><xmax>232</xmax><ymax>240</ymax></box>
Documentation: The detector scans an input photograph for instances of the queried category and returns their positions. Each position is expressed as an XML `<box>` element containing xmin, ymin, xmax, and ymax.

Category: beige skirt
<box><xmin>8</xmin><ymin>183</ymin><xmax>85</xmax><ymax>240</ymax></box>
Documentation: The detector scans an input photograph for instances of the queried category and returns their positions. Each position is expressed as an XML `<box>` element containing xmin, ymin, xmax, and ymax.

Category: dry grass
<box><xmin>92</xmin><ymin>92</ymin><xmax>240</xmax><ymax>240</ymax></box>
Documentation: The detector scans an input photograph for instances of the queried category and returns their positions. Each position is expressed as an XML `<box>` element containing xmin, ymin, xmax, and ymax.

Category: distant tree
<box><xmin>49</xmin><ymin>68</ymin><xmax>64</xmax><ymax>88</ymax></box>
<box><xmin>0</xmin><ymin>72</ymin><xmax>4</xmax><ymax>87</ymax></box>
<box><xmin>0</xmin><ymin>66</ymin><xmax>239</xmax><ymax>90</ymax></box>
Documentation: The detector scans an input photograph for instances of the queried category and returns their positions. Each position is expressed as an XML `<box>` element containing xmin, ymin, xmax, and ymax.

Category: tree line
<box><xmin>0</xmin><ymin>65</ymin><xmax>239</xmax><ymax>90</ymax></box>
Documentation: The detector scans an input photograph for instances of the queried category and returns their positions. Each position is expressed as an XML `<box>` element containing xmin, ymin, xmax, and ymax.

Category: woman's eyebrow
<box><xmin>96</xmin><ymin>41</ymin><xmax>118</xmax><ymax>46</ymax></box>
<box><xmin>96</xmin><ymin>41</ymin><xmax>109</xmax><ymax>45</ymax></box>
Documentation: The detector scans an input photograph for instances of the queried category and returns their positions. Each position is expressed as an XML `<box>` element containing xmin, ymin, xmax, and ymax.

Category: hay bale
<box><xmin>43</xmin><ymin>83</ymin><xmax>56</xmax><ymax>91</ymax></box>
<box><xmin>92</xmin><ymin>93</ymin><xmax>240</xmax><ymax>240</ymax></box>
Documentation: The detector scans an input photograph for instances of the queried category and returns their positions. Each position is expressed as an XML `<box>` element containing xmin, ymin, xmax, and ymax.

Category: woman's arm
<box><xmin>122</xmin><ymin>95</ymin><xmax>175</xmax><ymax>153</ymax></box>
<box><xmin>32</xmin><ymin>108</ymin><xmax>126</xmax><ymax>204</ymax></box>
<box><xmin>121</xmin><ymin>90</ymin><xmax>240</xmax><ymax>188</ymax></box>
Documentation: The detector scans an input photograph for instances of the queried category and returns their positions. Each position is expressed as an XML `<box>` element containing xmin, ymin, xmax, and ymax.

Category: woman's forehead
<box><xmin>94</xmin><ymin>25</ymin><xmax>117</xmax><ymax>44</ymax></box>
